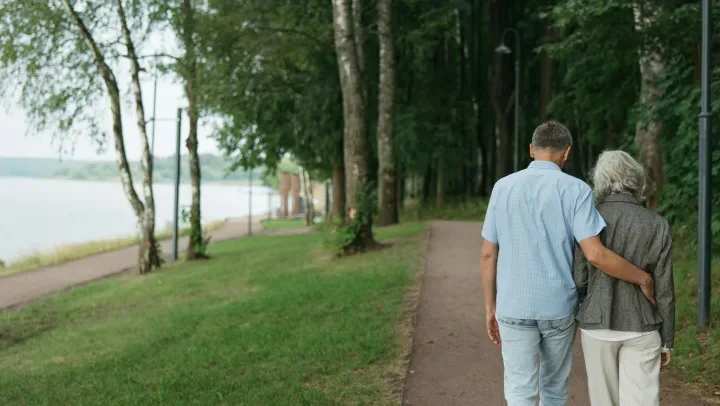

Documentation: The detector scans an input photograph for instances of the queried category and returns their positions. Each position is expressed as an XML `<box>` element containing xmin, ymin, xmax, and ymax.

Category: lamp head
<box><xmin>495</xmin><ymin>43</ymin><xmax>512</xmax><ymax>55</ymax></box>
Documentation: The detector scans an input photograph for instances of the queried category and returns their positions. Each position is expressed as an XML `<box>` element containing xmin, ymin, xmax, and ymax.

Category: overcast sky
<box><xmin>1</xmin><ymin>72</ymin><xmax>222</xmax><ymax>162</ymax></box>
<box><xmin>0</xmin><ymin>17</ymin><xmax>227</xmax><ymax>163</ymax></box>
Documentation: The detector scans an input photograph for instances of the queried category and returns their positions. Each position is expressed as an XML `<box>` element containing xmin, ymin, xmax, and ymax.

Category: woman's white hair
<box><xmin>592</xmin><ymin>150</ymin><xmax>646</xmax><ymax>201</ymax></box>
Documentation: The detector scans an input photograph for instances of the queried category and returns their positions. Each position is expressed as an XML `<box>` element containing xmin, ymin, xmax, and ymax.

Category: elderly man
<box><xmin>480</xmin><ymin>121</ymin><xmax>655</xmax><ymax>406</ymax></box>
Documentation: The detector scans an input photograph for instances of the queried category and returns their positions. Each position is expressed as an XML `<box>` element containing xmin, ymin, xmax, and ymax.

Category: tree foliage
<box><xmin>2</xmin><ymin>0</ymin><xmax>718</xmax><ymax>251</ymax></box>
<box><xmin>201</xmin><ymin>0</ymin><xmax>341</xmax><ymax>175</ymax></box>
<box><xmin>547</xmin><ymin>0</ymin><xmax>720</xmax><ymax>242</ymax></box>
<box><xmin>0</xmin><ymin>1</ymin><xmax>104</xmax><ymax>145</ymax></box>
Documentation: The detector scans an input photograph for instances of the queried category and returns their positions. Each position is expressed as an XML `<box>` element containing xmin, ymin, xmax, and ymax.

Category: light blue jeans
<box><xmin>498</xmin><ymin>315</ymin><xmax>576</xmax><ymax>406</ymax></box>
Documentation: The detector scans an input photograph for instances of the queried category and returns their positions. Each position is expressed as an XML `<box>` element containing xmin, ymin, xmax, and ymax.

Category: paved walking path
<box><xmin>0</xmin><ymin>217</ymin><xmax>265</xmax><ymax>310</ymax></box>
<box><xmin>403</xmin><ymin>221</ymin><xmax>709</xmax><ymax>406</ymax></box>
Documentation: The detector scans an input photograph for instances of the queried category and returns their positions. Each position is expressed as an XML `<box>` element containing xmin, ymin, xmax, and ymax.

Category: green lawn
<box><xmin>0</xmin><ymin>222</ymin><xmax>426</xmax><ymax>405</ymax></box>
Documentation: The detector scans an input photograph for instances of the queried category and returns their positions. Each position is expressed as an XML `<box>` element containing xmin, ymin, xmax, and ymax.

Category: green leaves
<box><xmin>0</xmin><ymin>1</ymin><xmax>141</xmax><ymax>147</ymax></box>
<box><xmin>546</xmin><ymin>0</ymin><xmax>719</xmax><ymax>247</ymax></box>
<box><xmin>546</xmin><ymin>1</ymin><xmax>639</xmax><ymax>146</ymax></box>
<box><xmin>199</xmin><ymin>0</ymin><xmax>341</xmax><ymax>174</ymax></box>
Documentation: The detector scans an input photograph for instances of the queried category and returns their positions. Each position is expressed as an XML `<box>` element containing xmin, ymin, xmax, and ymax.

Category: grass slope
<box><xmin>0</xmin><ymin>222</ymin><xmax>426</xmax><ymax>405</ymax></box>
<box><xmin>669</xmin><ymin>237</ymin><xmax>720</xmax><ymax>391</ymax></box>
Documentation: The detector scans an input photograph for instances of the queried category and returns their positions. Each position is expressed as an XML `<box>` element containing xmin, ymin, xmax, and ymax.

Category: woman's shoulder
<box><xmin>598</xmin><ymin>194</ymin><xmax>670</xmax><ymax>232</ymax></box>
<box><xmin>630</xmin><ymin>202</ymin><xmax>670</xmax><ymax>231</ymax></box>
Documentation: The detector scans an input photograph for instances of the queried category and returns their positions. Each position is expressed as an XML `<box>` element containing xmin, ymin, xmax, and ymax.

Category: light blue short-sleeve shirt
<box><xmin>482</xmin><ymin>160</ymin><xmax>606</xmax><ymax>320</ymax></box>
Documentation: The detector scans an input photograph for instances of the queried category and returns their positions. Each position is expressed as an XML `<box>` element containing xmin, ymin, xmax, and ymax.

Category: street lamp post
<box><xmin>172</xmin><ymin>108</ymin><xmax>182</xmax><ymax>261</ymax></box>
<box><xmin>149</xmin><ymin>104</ymin><xmax>185</xmax><ymax>262</ymax></box>
<box><xmin>248</xmin><ymin>169</ymin><xmax>253</xmax><ymax>236</ymax></box>
<box><xmin>496</xmin><ymin>28</ymin><xmax>521</xmax><ymax>172</ymax></box>
<box><xmin>698</xmin><ymin>0</ymin><xmax>713</xmax><ymax>329</ymax></box>
<box><xmin>150</xmin><ymin>70</ymin><xmax>158</xmax><ymax>157</ymax></box>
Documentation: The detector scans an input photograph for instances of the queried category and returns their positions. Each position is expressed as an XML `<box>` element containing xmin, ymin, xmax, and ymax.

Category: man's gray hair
<box><xmin>531</xmin><ymin>121</ymin><xmax>573</xmax><ymax>150</ymax></box>
<box><xmin>592</xmin><ymin>150</ymin><xmax>646</xmax><ymax>201</ymax></box>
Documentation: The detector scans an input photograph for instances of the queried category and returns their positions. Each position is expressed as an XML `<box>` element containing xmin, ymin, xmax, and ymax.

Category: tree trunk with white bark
<box><xmin>63</xmin><ymin>0</ymin><xmax>160</xmax><ymax>274</ymax></box>
<box><xmin>116</xmin><ymin>0</ymin><xmax>162</xmax><ymax>273</ymax></box>
<box><xmin>179</xmin><ymin>0</ymin><xmax>207</xmax><ymax>259</ymax></box>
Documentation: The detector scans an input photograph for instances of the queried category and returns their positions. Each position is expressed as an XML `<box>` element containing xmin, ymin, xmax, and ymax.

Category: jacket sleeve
<box><xmin>655</xmin><ymin>221</ymin><xmax>675</xmax><ymax>349</ymax></box>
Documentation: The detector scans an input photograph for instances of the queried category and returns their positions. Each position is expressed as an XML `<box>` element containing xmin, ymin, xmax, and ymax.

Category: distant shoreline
<box><xmin>0</xmin><ymin>155</ymin><xmax>269</xmax><ymax>185</ymax></box>
<box><xmin>0</xmin><ymin>175</ymin><xmax>256</xmax><ymax>186</ymax></box>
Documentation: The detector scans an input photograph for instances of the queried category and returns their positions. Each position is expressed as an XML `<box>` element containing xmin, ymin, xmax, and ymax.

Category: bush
<box><xmin>323</xmin><ymin>184</ymin><xmax>378</xmax><ymax>255</ymax></box>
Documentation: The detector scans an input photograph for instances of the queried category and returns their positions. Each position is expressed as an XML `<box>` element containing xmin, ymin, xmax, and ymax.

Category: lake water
<box><xmin>0</xmin><ymin>177</ymin><xmax>278</xmax><ymax>262</ymax></box>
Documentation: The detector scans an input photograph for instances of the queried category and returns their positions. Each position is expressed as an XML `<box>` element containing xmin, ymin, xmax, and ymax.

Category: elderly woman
<box><xmin>575</xmin><ymin>150</ymin><xmax>675</xmax><ymax>406</ymax></box>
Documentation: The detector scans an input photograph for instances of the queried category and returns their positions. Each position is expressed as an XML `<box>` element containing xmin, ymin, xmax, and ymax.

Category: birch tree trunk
<box><xmin>180</xmin><ymin>0</ymin><xmax>207</xmax><ymax>259</ymax></box>
<box><xmin>63</xmin><ymin>0</ymin><xmax>160</xmax><ymax>273</ymax></box>
<box><xmin>115</xmin><ymin>0</ymin><xmax>162</xmax><ymax>273</ymax></box>
<box><xmin>634</xmin><ymin>3</ymin><xmax>665</xmax><ymax>208</ymax></box>
<box><xmin>332</xmin><ymin>0</ymin><xmax>375</xmax><ymax>251</ymax></box>
<box><xmin>376</xmin><ymin>0</ymin><xmax>398</xmax><ymax>226</ymax></box>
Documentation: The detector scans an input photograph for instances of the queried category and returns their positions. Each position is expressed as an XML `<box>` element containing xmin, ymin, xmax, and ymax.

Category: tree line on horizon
<box><xmin>0</xmin><ymin>155</ymin><xmax>266</xmax><ymax>184</ymax></box>
<box><xmin>0</xmin><ymin>1</ymin><xmax>718</xmax><ymax>267</ymax></box>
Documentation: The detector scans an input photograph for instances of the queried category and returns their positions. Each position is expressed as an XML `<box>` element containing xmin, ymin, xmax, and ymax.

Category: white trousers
<box><xmin>581</xmin><ymin>331</ymin><xmax>661</xmax><ymax>406</ymax></box>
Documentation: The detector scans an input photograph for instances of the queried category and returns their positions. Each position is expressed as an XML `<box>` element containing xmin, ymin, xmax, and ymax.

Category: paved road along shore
<box><xmin>0</xmin><ymin>217</ymin><xmax>262</xmax><ymax>310</ymax></box>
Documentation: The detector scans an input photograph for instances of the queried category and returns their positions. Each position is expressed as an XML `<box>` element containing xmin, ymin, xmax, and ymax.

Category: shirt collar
<box><xmin>600</xmin><ymin>192</ymin><xmax>642</xmax><ymax>206</ymax></box>
<box><xmin>528</xmin><ymin>160</ymin><xmax>561</xmax><ymax>171</ymax></box>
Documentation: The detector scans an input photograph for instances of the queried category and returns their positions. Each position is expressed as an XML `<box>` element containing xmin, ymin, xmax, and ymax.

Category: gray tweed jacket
<box><xmin>574</xmin><ymin>192</ymin><xmax>675</xmax><ymax>349</ymax></box>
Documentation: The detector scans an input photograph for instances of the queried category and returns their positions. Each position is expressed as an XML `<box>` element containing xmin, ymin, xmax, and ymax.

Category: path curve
<box><xmin>403</xmin><ymin>221</ymin><xmax>709</xmax><ymax>405</ymax></box>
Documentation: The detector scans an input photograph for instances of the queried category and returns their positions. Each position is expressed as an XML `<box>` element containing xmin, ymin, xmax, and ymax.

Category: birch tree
<box><xmin>177</xmin><ymin>0</ymin><xmax>207</xmax><ymax>259</ymax></box>
<box><xmin>140</xmin><ymin>0</ymin><xmax>208</xmax><ymax>260</ymax></box>
<box><xmin>114</xmin><ymin>0</ymin><xmax>162</xmax><ymax>270</ymax></box>
<box><xmin>0</xmin><ymin>1</ymin><xmax>162</xmax><ymax>273</ymax></box>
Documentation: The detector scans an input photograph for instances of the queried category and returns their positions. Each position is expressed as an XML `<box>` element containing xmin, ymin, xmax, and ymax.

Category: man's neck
<box><xmin>533</xmin><ymin>158</ymin><xmax>564</xmax><ymax>168</ymax></box>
